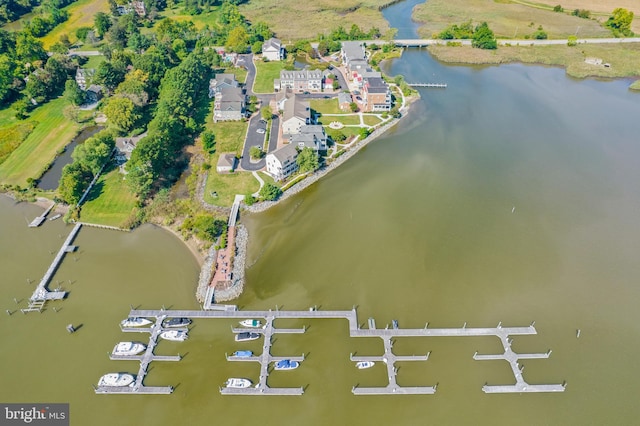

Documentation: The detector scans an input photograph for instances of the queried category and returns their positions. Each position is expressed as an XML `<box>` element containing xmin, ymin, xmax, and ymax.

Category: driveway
<box><xmin>240</xmin><ymin>113</ymin><xmax>268</xmax><ymax>171</ymax></box>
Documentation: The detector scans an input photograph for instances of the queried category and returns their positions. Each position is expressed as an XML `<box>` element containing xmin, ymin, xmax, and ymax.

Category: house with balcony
<box><xmin>262</xmin><ymin>38</ymin><xmax>284</xmax><ymax>61</ymax></box>
<box><xmin>289</xmin><ymin>125</ymin><xmax>327</xmax><ymax>152</ymax></box>
<box><xmin>209</xmin><ymin>73</ymin><xmax>239</xmax><ymax>98</ymax></box>
<box><xmin>266</xmin><ymin>143</ymin><xmax>299</xmax><ymax>181</ymax></box>
<box><xmin>276</xmin><ymin>69</ymin><xmax>323</xmax><ymax>93</ymax></box>
<box><xmin>282</xmin><ymin>95</ymin><xmax>311</xmax><ymax>136</ymax></box>
<box><xmin>362</xmin><ymin>77</ymin><xmax>391</xmax><ymax>112</ymax></box>
<box><xmin>213</xmin><ymin>86</ymin><xmax>245</xmax><ymax>122</ymax></box>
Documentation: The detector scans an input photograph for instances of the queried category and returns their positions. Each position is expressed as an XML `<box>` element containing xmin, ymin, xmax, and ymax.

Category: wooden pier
<box><xmin>95</xmin><ymin>307</ymin><xmax>565</xmax><ymax>396</ymax></box>
<box><xmin>28</xmin><ymin>203</ymin><xmax>55</xmax><ymax>227</ymax></box>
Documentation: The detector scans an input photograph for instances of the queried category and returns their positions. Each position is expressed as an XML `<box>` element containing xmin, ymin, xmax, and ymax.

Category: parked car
<box><xmin>256</xmin><ymin>128</ymin><xmax>266</xmax><ymax>134</ymax></box>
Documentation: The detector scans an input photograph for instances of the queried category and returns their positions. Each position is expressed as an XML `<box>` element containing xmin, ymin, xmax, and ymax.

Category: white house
<box><xmin>266</xmin><ymin>143</ymin><xmax>299</xmax><ymax>181</ymax></box>
<box><xmin>281</xmin><ymin>95</ymin><xmax>310</xmax><ymax>135</ymax></box>
<box><xmin>277</xmin><ymin>69</ymin><xmax>323</xmax><ymax>92</ymax></box>
<box><xmin>262</xmin><ymin>38</ymin><xmax>284</xmax><ymax>61</ymax></box>
<box><xmin>289</xmin><ymin>125</ymin><xmax>327</xmax><ymax>151</ymax></box>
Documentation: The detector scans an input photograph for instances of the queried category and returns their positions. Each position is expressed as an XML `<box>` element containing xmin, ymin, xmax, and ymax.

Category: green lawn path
<box><xmin>80</xmin><ymin>167</ymin><xmax>137</xmax><ymax>227</ymax></box>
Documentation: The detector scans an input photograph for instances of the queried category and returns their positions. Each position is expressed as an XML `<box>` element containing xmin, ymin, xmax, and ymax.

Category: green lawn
<box><xmin>206</xmin><ymin>120</ymin><xmax>248</xmax><ymax>155</ymax></box>
<box><xmin>82</xmin><ymin>55</ymin><xmax>106</xmax><ymax>70</ymax></box>
<box><xmin>362</xmin><ymin>114</ymin><xmax>382</xmax><ymax>126</ymax></box>
<box><xmin>220</xmin><ymin>67</ymin><xmax>248</xmax><ymax>85</ymax></box>
<box><xmin>253</xmin><ymin>61</ymin><xmax>287</xmax><ymax>94</ymax></box>
<box><xmin>39</xmin><ymin>0</ymin><xmax>111</xmax><ymax>48</ymax></box>
<box><xmin>0</xmin><ymin>98</ymin><xmax>81</xmax><ymax>186</ymax></box>
<box><xmin>317</xmin><ymin>115</ymin><xmax>362</xmax><ymax>126</ymax></box>
<box><xmin>159</xmin><ymin>6</ymin><xmax>222</xmax><ymax>30</ymax></box>
<box><xmin>204</xmin><ymin>166</ymin><xmax>259</xmax><ymax>206</ymax></box>
<box><xmin>310</xmin><ymin>99</ymin><xmax>343</xmax><ymax>115</ymax></box>
<box><xmin>0</xmin><ymin>122</ymin><xmax>35</xmax><ymax>166</ymax></box>
<box><xmin>79</xmin><ymin>166</ymin><xmax>137</xmax><ymax>227</ymax></box>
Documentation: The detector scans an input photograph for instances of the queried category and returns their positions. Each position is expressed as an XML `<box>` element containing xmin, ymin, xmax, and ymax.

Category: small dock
<box><xmin>28</xmin><ymin>203</ymin><xmax>55</xmax><ymax>227</ymax></box>
<box><xmin>407</xmin><ymin>83</ymin><xmax>447</xmax><ymax>88</ymax></box>
<box><xmin>96</xmin><ymin>316</ymin><xmax>180</xmax><ymax>395</ymax></box>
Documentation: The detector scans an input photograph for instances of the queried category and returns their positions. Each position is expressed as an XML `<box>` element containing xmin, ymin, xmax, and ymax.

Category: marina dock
<box><xmin>28</xmin><ymin>203</ymin><xmax>55</xmax><ymax>227</ymax></box>
<box><xmin>95</xmin><ymin>307</ymin><xmax>565</xmax><ymax>396</ymax></box>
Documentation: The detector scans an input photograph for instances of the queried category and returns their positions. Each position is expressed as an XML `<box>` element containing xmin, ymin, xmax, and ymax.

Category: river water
<box><xmin>2</xmin><ymin>1</ymin><xmax>640</xmax><ymax>424</ymax></box>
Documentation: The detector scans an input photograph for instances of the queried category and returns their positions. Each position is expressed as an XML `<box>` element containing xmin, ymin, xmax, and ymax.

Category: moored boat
<box><xmin>225</xmin><ymin>378</ymin><xmax>252</xmax><ymax>388</ymax></box>
<box><xmin>163</xmin><ymin>317</ymin><xmax>192</xmax><ymax>328</ymax></box>
<box><xmin>48</xmin><ymin>214</ymin><xmax>62</xmax><ymax>221</ymax></box>
<box><xmin>97</xmin><ymin>373</ymin><xmax>135</xmax><ymax>387</ymax></box>
<box><xmin>356</xmin><ymin>361</ymin><xmax>375</xmax><ymax>369</ymax></box>
<box><xmin>160</xmin><ymin>330</ymin><xmax>188</xmax><ymax>341</ymax></box>
<box><xmin>112</xmin><ymin>342</ymin><xmax>146</xmax><ymax>356</ymax></box>
<box><xmin>274</xmin><ymin>359</ymin><xmax>299</xmax><ymax>371</ymax></box>
<box><xmin>235</xmin><ymin>332</ymin><xmax>260</xmax><ymax>342</ymax></box>
<box><xmin>120</xmin><ymin>317</ymin><xmax>152</xmax><ymax>328</ymax></box>
<box><xmin>239</xmin><ymin>319</ymin><xmax>262</xmax><ymax>328</ymax></box>
<box><xmin>233</xmin><ymin>350</ymin><xmax>253</xmax><ymax>357</ymax></box>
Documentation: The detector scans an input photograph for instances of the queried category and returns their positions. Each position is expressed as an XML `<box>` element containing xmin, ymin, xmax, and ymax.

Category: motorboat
<box><xmin>274</xmin><ymin>359</ymin><xmax>299</xmax><ymax>371</ymax></box>
<box><xmin>356</xmin><ymin>361</ymin><xmax>375</xmax><ymax>369</ymax></box>
<box><xmin>233</xmin><ymin>350</ymin><xmax>253</xmax><ymax>357</ymax></box>
<box><xmin>225</xmin><ymin>378</ymin><xmax>252</xmax><ymax>388</ymax></box>
<box><xmin>163</xmin><ymin>317</ymin><xmax>192</xmax><ymax>328</ymax></box>
<box><xmin>235</xmin><ymin>332</ymin><xmax>260</xmax><ymax>342</ymax></box>
<box><xmin>48</xmin><ymin>214</ymin><xmax>62</xmax><ymax>221</ymax></box>
<box><xmin>97</xmin><ymin>373</ymin><xmax>135</xmax><ymax>387</ymax></box>
<box><xmin>239</xmin><ymin>319</ymin><xmax>262</xmax><ymax>328</ymax></box>
<box><xmin>120</xmin><ymin>317</ymin><xmax>152</xmax><ymax>328</ymax></box>
<box><xmin>160</xmin><ymin>330</ymin><xmax>188</xmax><ymax>341</ymax></box>
<box><xmin>112</xmin><ymin>342</ymin><xmax>146</xmax><ymax>356</ymax></box>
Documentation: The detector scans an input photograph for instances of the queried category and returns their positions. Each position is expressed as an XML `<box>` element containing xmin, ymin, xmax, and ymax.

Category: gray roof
<box><xmin>76</xmin><ymin>68</ymin><xmax>95</xmax><ymax>79</ymax></box>
<box><xmin>341</xmin><ymin>41</ymin><xmax>365</xmax><ymax>61</ymax></box>
<box><xmin>290</xmin><ymin>133</ymin><xmax>317</xmax><ymax>149</ymax></box>
<box><xmin>365</xmin><ymin>77</ymin><xmax>388</xmax><ymax>94</ymax></box>
<box><xmin>299</xmin><ymin>124</ymin><xmax>325</xmax><ymax>137</ymax></box>
<box><xmin>263</xmin><ymin>38</ymin><xmax>282</xmax><ymax>51</ymax></box>
<box><xmin>217</xmin><ymin>153</ymin><xmax>236</xmax><ymax>169</ymax></box>
<box><xmin>283</xmin><ymin>95</ymin><xmax>310</xmax><ymax>122</ymax></box>
<box><xmin>270</xmin><ymin>143</ymin><xmax>298</xmax><ymax>163</ymax></box>
<box><xmin>218</xmin><ymin>86</ymin><xmax>244</xmax><ymax>103</ymax></box>
<box><xmin>338</xmin><ymin>92</ymin><xmax>351</xmax><ymax>104</ymax></box>
<box><xmin>361</xmin><ymin>69</ymin><xmax>381</xmax><ymax>79</ymax></box>
<box><xmin>280</xmin><ymin>69</ymin><xmax>323</xmax><ymax>80</ymax></box>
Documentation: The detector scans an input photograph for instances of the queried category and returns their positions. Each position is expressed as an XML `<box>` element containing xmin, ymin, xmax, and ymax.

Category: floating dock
<box><xmin>96</xmin><ymin>307</ymin><xmax>565</xmax><ymax>396</ymax></box>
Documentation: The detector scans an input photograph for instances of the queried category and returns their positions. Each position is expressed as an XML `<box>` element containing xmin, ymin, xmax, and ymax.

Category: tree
<box><xmin>533</xmin><ymin>26</ymin><xmax>548</xmax><ymax>40</ymax></box>
<box><xmin>260</xmin><ymin>106</ymin><xmax>272</xmax><ymax>121</ymax></box>
<box><xmin>259</xmin><ymin>182</ymin><xmax>281</xmax><ymax>201</ymax></box>
<box><xmin>296</xmin><ymin>147</ymin><xmax>318</xmax><ymax>173</ymax></box>
<box><xmin>349</xmin><ymin>102</ymin><xmax>358</xmax><ymax>112</ymax></box>
<box><xmin>472</xmin><ymin>22</ymin><xmax>497</xmax><ymax>50</ymax></box>
<box><xmin>58</xmin><ymin>162</ymin><xmax>91</xmax><ymax>205</ymax></box>
<box><xmin>94</xmin><ymin>13</ymin><xmax>112</xmax><ymax>38</ymax></box>
<box><xmin>15</xmin><ymin>32</ymin><xmax>47</xmax><ymax>63</ymax></box>
<box><xmin>104</xmin><ymin>96</ymin><xmax>139</xmax><ymax>132</ymax></box>
<box><xmin>249</xmin><ymin>146</ymin><xmax>263</xmax><ymax>159</ymax></box>
<box><xmin>605</xmin><ymin>8</ymin><xmax>634</xmax><ymax>37</ymax></box>
<box><xmin>251</xmin><ymin>40</ymin><xmax>262</xmax><ymax>54</ymax></box>
<box><xmin>332</xmin><ymin>79</ymin><xmax>339</xmax><ymax>90</ymax></box>
<box><xmin>201</xmin><ymin>130</ymin><xmax>215</xmax><ymax>153</ymax></box>
<box><xmin>115</xmin><ymin>69</ymin><xmax>149</xmax><ymax>106</ymax></box>
<box><xmin>63</xmin><ymin>104</ymin><xmax>79</xmax><ymax>122</ymax></box>
<box><xmin>359</xmin><ymin>127</ymin><xmax>371</xmax><ymax>139</ymax></box>
<box><xmin>328</xmin><ymin>129</ymin><xmax>345</xmax><ymax>143</ymax></box>
<box><xmin>64</xmin><ymin>79</ymin><xmax>85</xmax><ymax>105</ymax></box>
<box><xmin>226</xmin><ymin>26</ymin><xmax>249</xmax><ymax>53</ymax></box>
<box><xmin>72</xmin><ymin>131</ymin><xmax>115</xmax><ymax>175</ymax></box>
<box><xmin>75</xmin><ymin>26</ymin><xmax>91</xmax><ymax>42</ymax></box>
<box><xmin>553</xmin><ymin>5</ymin><xmax>563</xmax><ymax>12</ymax></box>
<box><xmin>0</xmin><ymin>54</ymin><xmax>16</xmax><ymax>104</ymax></box>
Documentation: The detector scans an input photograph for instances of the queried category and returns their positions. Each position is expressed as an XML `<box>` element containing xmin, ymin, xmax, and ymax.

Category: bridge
<box><xmin>362</xmin><ymin>37</ymin><xmax>640</xmax><ymax>48</ymax></box>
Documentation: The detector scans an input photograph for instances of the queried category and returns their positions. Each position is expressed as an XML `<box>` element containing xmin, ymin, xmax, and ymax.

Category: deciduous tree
<box><xmin>296</xmin><ymin>147</ymin><xmax>318</xmax><ymax>173</ymax></box>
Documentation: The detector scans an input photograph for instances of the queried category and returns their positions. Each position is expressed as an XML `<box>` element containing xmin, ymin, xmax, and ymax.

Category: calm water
<box><xmin>2</xmin><ymin>2</ymin><xmax>640</xmax><ymax>424</ymax></box>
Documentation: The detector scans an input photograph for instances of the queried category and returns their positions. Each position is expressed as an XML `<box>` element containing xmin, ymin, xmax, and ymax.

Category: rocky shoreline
<box><xmin>211</xmin><ymin>224</ymin><xmax>248</xmax><ymax>302</ymax></box>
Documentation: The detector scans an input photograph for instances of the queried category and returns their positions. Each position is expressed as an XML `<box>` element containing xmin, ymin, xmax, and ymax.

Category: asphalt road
<box><xmin>240</xmin><ymin>112</ymin><xmax>268</xmax><ymax>171</ymax></box>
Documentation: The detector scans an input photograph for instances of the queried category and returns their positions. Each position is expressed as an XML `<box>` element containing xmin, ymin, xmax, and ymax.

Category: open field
<box><xmin>310</xmin><ymin>99</ymin><xmax>343</xmax><ymax>115</ymax></box>
<box><xmin>427</xmin><ymin>42</ymin><xmax>640</xmax><ymax>80</ymax></box>
<box><xmin>205</xmin><ymin>120</ymin><xmax>248</xmax><ymax>155</ymax></box>
<box><xmin>0</xmin><ymin>98</ymin><xmax>81</xmax><ymax>186</ymax></box>
<box><xmin>0</xmin><ymin>123</ymin><xmax>35</xmax><ymax>166</ymax></box>
<box><xmin>253</xmin><ymin>61</ymin><xmax>287</xmax><ymax>94</ymax></box>
<box><xmin>159</xmin><ymin>7</ymin><xmax>222</xmax><ymax>30</ymax></box>
<box><xmin>79</xmin><ymin>166</ymin><xmax>137</xmax><ymax>227</ymax></box>
<box><xmin>317</xmin><ymin>115</ymin><xmax>361</xmax><ymax>126</ymax></box>
<box><xmin>240</xmin><ymin>0</ymin><xmax>390</xmax><ymax>42</ymax></box>
<box><xmin>40</xmin><ymin>0</ymin><xmax>110</xmax><ymax>48</ymax></box>
<box><xmin>531</xmin><ymin>0</ymin><xmax>640</xmax><ymax>33</ymax></box>
<box><xmin>413</xmin><ymin>0</ymin><xmax>610</xmax><ymax>39</ymax></box>
<box><xmin>203</xmin><ymin>166</ymin><xmax>258</xmax><ymax>206</ymax></box>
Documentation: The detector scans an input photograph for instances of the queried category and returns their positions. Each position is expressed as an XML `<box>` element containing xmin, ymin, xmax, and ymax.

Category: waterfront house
<box><xmin>277</xmin><ymin>69</ymin><xmax>323</xmax><ymax>93</ymax></box>
<box><xmin>289</xmin><ymin>125</ymin><xmax>327</xmax><ymax>151</ymax></box>
<box><xmin>362</xmin><ymin>77</ymin><xmax>391</xmax><ymax>112</ymax></box>
<box><xmin>216</xmin><ymin>153</ymin><xmax>237</xmax><ymax>173</ymax></box>
<box><xmin>209</xmin><ymin>73</ymin><xmax>239</xmax><ymax>98</ymax></box>
<box><xmin>262</xmin><ymin>38</ymin><xmax>284</xmax><ymax>61</ymax></box>
<box><xmin>341</xmin><ymin>41</ymin><xmax>366</xmax><ymax>70</ymax></box>
<box><xmin>213</xmin><ymin>86</ymin><xmax>245</xmax><ymax>122</ymax></box>
<box><xmin>266</xmin><ymin>143</ymin><xmax>299</xmax><ymax>181</ymax></box>
<box><xmin>115</xmin><ymin>132</ymin><xmax>147</xmax><ymax>165</ymax></box>
<box><xmin>281</xmin><ymin>95</ymin><xmax>311</xmax><ymax>135</ymax></box>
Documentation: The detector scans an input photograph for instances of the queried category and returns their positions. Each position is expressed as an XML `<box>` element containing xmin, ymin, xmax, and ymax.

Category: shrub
<box><xmin>553</xmin><ymin>5</ymin><xmax>563</xmax><ymax>12</ymax></box>
<box><xmin>567</xmin><ymin>35</ymin><xmax>578</xmax><ymax>46</ymax></box>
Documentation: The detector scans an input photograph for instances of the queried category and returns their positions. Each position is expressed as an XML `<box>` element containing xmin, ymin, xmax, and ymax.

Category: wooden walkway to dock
<box><xmin>407</xmin><ymin>83</ymin><xmax>447</xmax><ymax>88</ymax></box>
<box><xmin>28</xmin><ymin>203</ymin><xmax>55</xmax><ymax>227</ymax></box>
<box><xmin>103</xmin><ymin>307</ymin><xmax>565</xmax><ymax>396</ymax></box>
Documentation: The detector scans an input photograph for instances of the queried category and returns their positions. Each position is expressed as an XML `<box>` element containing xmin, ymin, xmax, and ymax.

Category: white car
<box><xmin>256</xmin><ymin>128</ymin><xmax>266</xmax><ymax>134</ymax></box>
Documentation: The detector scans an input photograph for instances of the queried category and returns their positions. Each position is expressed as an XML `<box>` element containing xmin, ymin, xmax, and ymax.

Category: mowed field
<box><xmin>0</xmin><ymin>98</ymin><xmax>81</xmax><ymax>186</ymax></box>
<box><xmin>532</xmin><ymin>0</ymin><xmax>640</xmax><ymax>33</ymax></box>
<box><xmin>413</xmin><ymin>0</ymin><xmax>611</xmax><ymax>39</ymax></box>
<box><xmin>240</xmin><ymin>0</ymin><xmax>390</xmax><ymax>41</ymax></box>
<box><xmin>80</xmin><ymin>167</ymin><xmax>137</xmax><ymax>227</ymax></box>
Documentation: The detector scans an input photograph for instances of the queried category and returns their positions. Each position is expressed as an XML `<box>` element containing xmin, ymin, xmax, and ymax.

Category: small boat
<box><xmin>120</xmin><ymin>317</ymin><xmax>152</xmax><ymax>328</ymax></box>
<box><xmin>163</xmin><ymin>317</ymin><xmax>192</xmax><ymax>328</ymax></box>
<box><xmin>233</xmin><ymin>350</ymin><xmax>253</xmax><ymax>357</ymax></box>
<box><xmin>239</xmin><ymin>319</ymin><xmax>262</xmax><ymax>328</ymax></box>
<box><xmin>112</xmin><ymin>342</ymin><xmax>146</xmax><ymax>356</ymax></box>
<box><xmin>235</xmin><ymin>332</ymin><xmax>260</xmax><ymax>342</ymax></box>
<box><xmin>49</xmin><ymin>214</ymin><xmax>62</xmax><ymax>221</ymax></box>
<box><xmin>225</xmin><ymin>378</ymin><xmax>252</xmax><ymax>388</ymax></box>
<box><xmin>160</xmin><ymin>330</ymin><xmax>188</xmax><ymax>341</ymax></box>
<box><xmin>97</xmin><ymin>373</ymin><xmax>135</xmax><ymax>387</ymax></box>
<box><xmin>356</xmin><ymin>361</ymin><xmax>375</xmax><ymax>369</ymax></box>
<box><xmin>274</xmin><ymin>359</ymin><xmax>299</xmax><ymax>371</ymax></box>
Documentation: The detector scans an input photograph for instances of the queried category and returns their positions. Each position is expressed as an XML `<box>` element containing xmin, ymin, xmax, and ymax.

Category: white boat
<box><xmin>233</xmin><ymin>350</ymin><xmax>253</xmax><ymax>357</ymax></box>
<box><xmin>160</xmin><ymin>330</ymin><xmax>188</xmax><ymax>341</ymax></box>
<box><xmin>163</xmin><ymin>317</ymin><xmax>192</xmax><ymax>328</ymax></box>
<box><xmin>274</xmin><ymin>359</ymin><xmax>299</xmax><ymax>371</ymax></box>
<box><xmin>97</xmin><ymin>373</ymin><xmax>135</xmax><ymax>387</ymax></box>
<box><xmin>120</xmin><ymin>317</ymin><xmax>152</xmax><ymax>328</ymax></box>
<box><xmin>48</xmin><ymin>214</ymin><xmax>62</xmax><ymax>221</ymax></box>
<box><xmin>235</xmin><ymin>332</ymin><xmax>260</xmax><ymax>342</ymax></box>
<box><xmin>112</xmin><ymin>342</ymin><xmax>146</xmax><ymax>356</ymax></box>
<box><xmin>225</xmin><ymin>378</ymin><xmax>252</xmax><ymax>388</ymax></box>
<box><xmin>356</xmin><ymin>361</ymin><xmax>375</xmax><ymax>369</ymax></box>
<box><xmin>239</xmin><ymin>319</ymin><xmax>262</xmax><ymax>328</ymax></box>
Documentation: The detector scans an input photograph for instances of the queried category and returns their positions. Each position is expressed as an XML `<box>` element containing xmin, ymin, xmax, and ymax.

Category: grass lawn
<box><xmin>362</xmin><ymin>114</ymin><xmax>382</xmax><ymax>126</ymax></box>
<box><xmin>158</xmin><ymin>6</ymin><xmax>222</xmax><ymax>30</ymax></box>
<box><xmin>413</xmin><ymin>0</ymin><xmax>610</xmax><ymax>39</ymax></box>
<box><xmin>39</xmin><ymin>0</ymin><xmax>111</xmax><ymax>48</ymax></box>
<box><xmin>317</xmin><ymin>115</ymin><xmax>361</xmax><ymax>126</ymax></box>
<box><xmin>531</xmin><ymin>0</ymin><xmax>640</xmax><ymax>33</ymax></box>
<box><xmin>203</xmin><ymin>167</ymin><xmax>259</xmax><ymax>206</ymax></box>
<box><xmin>335</xmin><ymin>127</ymin><xmax>361</xmax><ymax>138</ymax></box>
<box><xmin>0</xmin><ymin>122</ymin><xmax>35</xmax><ymax>166</ymax></box>
<box><xmin>240</xmin><ymin>0</ymin><xmax>389</xmax><ymax>42</ymax></box>
<box><xmin>253</xmin><ymin>61</ymin><xmax>287</xmax><ymax>94</ymax></box>
<box><xmin>80</xmin><ymin>165</ymin><xmax>137</xmax><ymax>227</ymax></box>
<box><xmin>82</xmin><ymin>55</ymin><xmax>106</xmax><ymax>69</ymax></box>
<box><xmin>0</xmin><ymin>98</ymin><xmax>81</xmax><ymax>186</ymax></box>
<box><xmin>206</xmin><ymin>120</ymin><xmax>248</xmax><ymax>155</ymax></box>
<box><xmin>427</xmin><ymin>43</ymin><xmax>640</xmax><ymax>79</ymax></box>
<box><xmin>221</xmin><ymin>67</ymin><xmax>248</xmax><ymax>85</ymax></box>
<box><xmin>310</xmin><ymin>99</ymin><xmax>343</xmax><ymax>115</ymax></box>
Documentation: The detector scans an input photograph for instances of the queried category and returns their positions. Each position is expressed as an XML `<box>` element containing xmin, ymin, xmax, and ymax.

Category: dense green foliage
<box><xmin>0</xmin><ymin>0</ymin><xmax>75</xmax><ymax>26</ymax></box>
<box><xmin>437</xmin><ymin>20</ymin><xmax>474</xmax><ymax>40</ymax></box>
<box><xmin>571</xmin><ymin>9</ymin><xmax>591</xmax><ymax>19</ymax></box>
<box><xmin>259</xmin><ymin>182</ymin><xmax>281</xmax><ymax>201</ymax></box>
<box><xmin>605</xmin><ymin>8</ymin><xmax>634</xmax><ymax>37</ymax></box>
<box><xmin>472</xmin><ymin>22</ymin><xmax>497</xmax><ymax>50</ymax></box>
<box><xmin>249</xmin><ymin>146</ymin><xmax>263</xmax><ymax>159</ymax></box>
<box><xmin>296</xmin><ymin>147</ymin><xmax>318</xmax><ymax>173</ymax></box>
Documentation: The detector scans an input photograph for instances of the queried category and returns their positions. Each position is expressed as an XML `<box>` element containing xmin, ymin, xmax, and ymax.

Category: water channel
<box><xmin>2</xmin><ymin>0</ymin><xmax>640</xmax><ymax>424</ymax></box>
